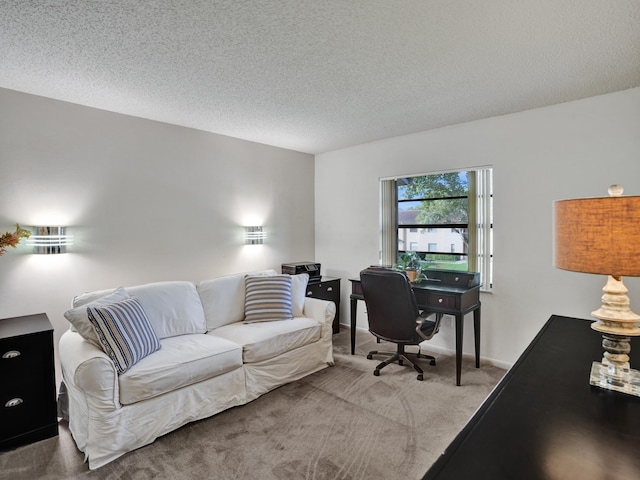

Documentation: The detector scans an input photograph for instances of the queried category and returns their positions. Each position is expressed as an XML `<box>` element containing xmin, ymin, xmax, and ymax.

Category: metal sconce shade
<box><xmin>27</xmin><ymin>226</ymin><xmax>73</xmax><ymax>254</ymax></box>
<box><xmin>245</xmin><ymin>226</ymin><xmax>265</xmax><ymax>245</ymax></box>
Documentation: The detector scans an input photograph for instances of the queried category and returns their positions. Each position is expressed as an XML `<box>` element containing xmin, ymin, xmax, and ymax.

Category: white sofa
<box><xmin>58</xmin><ymin>270</ymin><xmax>335</xmax><ymax>470</ymax></box>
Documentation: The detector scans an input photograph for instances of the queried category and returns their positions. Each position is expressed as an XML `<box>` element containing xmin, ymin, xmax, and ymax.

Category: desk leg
<box><xmin>350</xmin><ymin>296</ymin><xmax>358</xmax><ymax>355</ymax></box>
<box><xmin>474</xmin><ymin>305</ymin><xmax>481</xmax><ymax>369</ymax></box>
<box><xmin>455</xmin><ymin>313</ymin><xmax>463</xmax><ymax>386</ymax></box>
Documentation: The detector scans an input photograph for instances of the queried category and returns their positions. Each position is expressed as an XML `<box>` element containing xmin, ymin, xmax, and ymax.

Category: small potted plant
<box><xmin>394</xmin><ymin>252</ymin><xmax>422</xmax><ymax>282</ymax></box>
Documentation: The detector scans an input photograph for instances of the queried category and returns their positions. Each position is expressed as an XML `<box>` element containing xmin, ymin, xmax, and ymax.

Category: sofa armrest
<box><xmin>303</xmin><ymin>297</ymin><xmax>336</xmax><ymax>328</ymax></box>
<box><xmin>59</xmin><ymin>329</ymin><xmax>121</xmax><ymax>412</ymax></box>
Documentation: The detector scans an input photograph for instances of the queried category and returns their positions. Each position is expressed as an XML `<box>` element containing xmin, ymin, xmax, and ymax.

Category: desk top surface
<box><xmin>423</xmin><ymin>315</ymin><xmax>640</xmax><ymax>480</ymax></box>
<box><xmin>349</xmin><ymin>277</ymin><xmax>480</xmax><ymax>295</ymax></box>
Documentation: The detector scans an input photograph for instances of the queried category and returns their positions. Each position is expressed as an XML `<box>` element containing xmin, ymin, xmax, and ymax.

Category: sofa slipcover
<box><xmin>58</xmin><ymin>270</ymin><xmax>335</xmax><ymax>469</ymax></box>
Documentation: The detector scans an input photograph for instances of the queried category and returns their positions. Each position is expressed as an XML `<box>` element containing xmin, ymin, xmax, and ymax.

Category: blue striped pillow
<box><xmin>244</xmin><ymin>275</ymin><xmax>293</xmax><ymax>323</ymax></box>
<box><xmin>87</xmin><ymin>297</ymin><xmax>161</xmax><ymax>374</ymax></box>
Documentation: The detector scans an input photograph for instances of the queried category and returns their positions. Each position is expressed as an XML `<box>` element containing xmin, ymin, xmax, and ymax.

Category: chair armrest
<box><xmin>59</xmin><ymin>330</ymin><xmax>121</xmax><ymax>412</ymax></box>
<box><xmin>417</xmin><ymin>313</ymin><xmax>442</xmax><ymax>341</ymax></box>
<box><xmin>303</xmin><ymin>297</ymin><xmax>336</xmax><ymax>329</ymax></box>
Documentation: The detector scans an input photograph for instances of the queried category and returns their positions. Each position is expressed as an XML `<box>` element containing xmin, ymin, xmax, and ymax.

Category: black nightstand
<box><xmin>306</xmin><ymin>277</ymin><xmax>341</xmax><ymax>334</ymax></box>
<box><xmin>0</xmin><ymin>313</ymin><xmax>58</xmax><ymax>450</ymax></box>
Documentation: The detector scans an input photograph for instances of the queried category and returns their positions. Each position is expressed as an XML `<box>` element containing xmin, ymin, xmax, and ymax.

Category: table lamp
<box><xmin>554</xmin><ymin>185</ymin><xmax>640</xmax><ymax>396</ymax></box>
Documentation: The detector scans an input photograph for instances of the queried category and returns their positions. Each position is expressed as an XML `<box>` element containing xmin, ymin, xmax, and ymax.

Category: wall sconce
<box><xmin>554</xmin><ymin>185</ymin><xmax>640</xmax><ymax>396</ymax></box>
<box><xmin>27</xmin><ymin>226</ymin><xmax>73</xmax><ymax>254</ymax></box>
<box><xmin>245</xmin><ymin>226</ymin><xmax>265</xmax><ymax>245</ymax></box>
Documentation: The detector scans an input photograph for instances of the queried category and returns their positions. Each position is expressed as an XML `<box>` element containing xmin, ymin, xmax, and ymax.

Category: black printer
<box><xmin>281</xmin><ymin>262</ymin><xmax>321</xmax><ymax>281</ymax></box>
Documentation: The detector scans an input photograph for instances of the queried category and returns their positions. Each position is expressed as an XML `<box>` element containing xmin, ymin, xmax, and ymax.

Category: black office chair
<box><xmin>360</xmin><ymin>267</ymin><xmax>441</xmax><ymax>381</ymax></box>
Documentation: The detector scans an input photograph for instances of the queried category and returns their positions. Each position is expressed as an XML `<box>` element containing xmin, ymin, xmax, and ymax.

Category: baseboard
<box><xmin>417</xmin><ymin>343</ymin><xmax>513</xmax><ymax>370</ymax></box>
<box><xmin>342</xmin><ymin>324</ymin><xmax>513</xmax><ymax>371</ymax></box>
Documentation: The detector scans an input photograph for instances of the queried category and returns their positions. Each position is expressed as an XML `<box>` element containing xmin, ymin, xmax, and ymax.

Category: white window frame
<box><xmin>380</xmin><ymin>166</ymin><xmax>493</xmax><ymax>291</ymax></box>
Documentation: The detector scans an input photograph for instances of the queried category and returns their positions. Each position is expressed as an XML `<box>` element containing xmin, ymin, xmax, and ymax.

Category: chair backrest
<box><xmin>359</xmin><ymin>267</ymin><xmax>422</xmax><ymax>344</ymax></box>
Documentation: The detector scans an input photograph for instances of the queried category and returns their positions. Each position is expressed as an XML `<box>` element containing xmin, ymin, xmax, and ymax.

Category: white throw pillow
<box><xmin>64</xmin><ymin>287</ymin><xmax>131</xmax><ymax>347</ymax></box>
<box><xmin>125</xmin><ymin>281</ymin><xmax>207</xmax><ymax>339</ymax></box>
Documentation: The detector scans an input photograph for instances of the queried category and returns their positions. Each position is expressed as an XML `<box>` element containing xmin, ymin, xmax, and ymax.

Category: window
<box><xmin>380</xmin><ymin>168</ymin><xmax>493</xmax><ymax>290</ymax></box>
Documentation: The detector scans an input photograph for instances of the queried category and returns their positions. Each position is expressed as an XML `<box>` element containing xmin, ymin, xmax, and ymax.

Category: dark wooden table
<box><xmin>423</xmin><ymin>314</ymin><xmax>640</xmax><ymax>480</ymax></box>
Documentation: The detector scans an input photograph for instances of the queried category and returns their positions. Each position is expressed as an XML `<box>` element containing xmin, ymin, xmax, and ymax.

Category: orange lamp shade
<box><xmin>554</xmin><ymin>195</ymin><xmax>640</xmax><ymax>277</ymax></box>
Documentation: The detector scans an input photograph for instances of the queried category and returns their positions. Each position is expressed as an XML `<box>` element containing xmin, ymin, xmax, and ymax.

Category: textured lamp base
<box><xmin>589</xmin><ymin>361</ymin><xmax>640</xmax><ymax>397</ymax></box>
<box><xmin>588</xmin><ymin>275</ymin><xmax>640</xmax><ymax>397</ymax></box>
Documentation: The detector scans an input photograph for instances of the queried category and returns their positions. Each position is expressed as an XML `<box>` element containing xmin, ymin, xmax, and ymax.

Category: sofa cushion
<box><xmin>118</xmin><ymin>334</ymin><xmax>243</xmax><ymax>405</ymax></box>
<box><xmin>125</xmin><ymin>281</ymin><xmax>207</xmax><ymax>339</ymax></box>
<box><xmin>209</xmin><ymin>317</ymin><xmax>321</xmax><ymax>364</ymax></box>
<box><xmin>65</xmin><ymin>287</ymin><xmax>131</xmax><ymax>347</ymax></box>
<box><xmin>244</xmin><ymin>275</ymin><xmax>293</xmax><ymax>323</ymax></box>
<box><xmin>72</xmin><ymin>286</ymin><xmax>132</xmax><ymax>307</ymax></box>
<box><xmin>87</xmin><ymin>297</ymin><xmax>161</xmax><ymax>374</ymax></box>
<box><xmin>197</xmin><ymin>269</ymin><xmax>277</xmax><ymax>330</ymax></box>
<box><xmin>290</xmin><ymin>273</ymin><xmax>309</xmax><ymax>317</ymax></box>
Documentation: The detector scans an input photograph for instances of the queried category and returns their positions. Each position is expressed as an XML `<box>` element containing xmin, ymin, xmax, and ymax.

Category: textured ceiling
<box><xmin>1</xmin><ymin>1</ymin><xmax>639</xmax><ymax>154</ymax></box>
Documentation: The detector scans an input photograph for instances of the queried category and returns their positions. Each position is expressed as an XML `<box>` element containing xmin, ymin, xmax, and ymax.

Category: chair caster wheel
<box><xmin>374</xmin><ymin>370</ymin><xmax>380</xmax><ymax>376</ymax></box>
<box><xmin>430</xmin><ymin>360</ymin><xmax>436</xmax><ymax>366</ymax></box>
<box><xmin>417</xmin><ymin>374</ymin><xmax>423</xmax><ymax>381</ymax></box>
<box><xmin>398</xmin><ymin>360</ymin><xmax>404</xmax><ymax>366</ymax></box>
<box><xmin>367</xmin><ymin>354</ymin><xmax>373</xmax><ymax>360</ymax></box>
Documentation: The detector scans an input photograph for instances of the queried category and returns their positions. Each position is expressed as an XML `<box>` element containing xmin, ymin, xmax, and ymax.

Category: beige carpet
<box><xmin>0</xmin><ymin>328</ymin><xmax>505</xmax><ymax>480</ymax></box>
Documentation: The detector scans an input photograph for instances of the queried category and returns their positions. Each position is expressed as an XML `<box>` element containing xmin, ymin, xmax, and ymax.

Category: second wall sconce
<box><xmin>245</xmin><ymin>226</ymin><xmax>265</xmax><ymax>245</ymax></box>
<box><xmin>27</xmin><ymin>226</ymin><xmax>73</xmax><ymax>254</ymax></box>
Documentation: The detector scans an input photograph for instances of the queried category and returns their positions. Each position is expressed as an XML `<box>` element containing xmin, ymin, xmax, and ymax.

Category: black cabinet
<box><xmin>306</xmin><ymin>277</ymin><xmax>341</xmax><ymax>334</ymax></box>
<box><xmin>0</xmin><ymin>313</ymin><xmax>58</xmax><ymax>450</ymax></box>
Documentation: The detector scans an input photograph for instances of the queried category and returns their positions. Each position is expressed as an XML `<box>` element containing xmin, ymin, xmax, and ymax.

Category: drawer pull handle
<box><xmin>2</xmin><ymin>350</ymin><xmax>21</xmax><ymax>359</ymax></box>
<box><xmin>438</xmin><ymin>298</ymin><xmax>443</xmax><ymax>303</ymax></box>
<box><xmin>307</xmin><ymin>291</ymin><xmax>313</xmax><ymax>296</ymax></box>
<box><xmin>327</xmin><ymin>287</ymin><xmax>333</xmax><ymax>292</ymax></box>
<box><xmin>5</xmin><ymin>398</ymin><xmax>23</xmax><ymax>408</ymax></box>
<box><xmin>455</xmin><ymin>276</ymin><xmax>459</xmax><ymax>282</ymax></box>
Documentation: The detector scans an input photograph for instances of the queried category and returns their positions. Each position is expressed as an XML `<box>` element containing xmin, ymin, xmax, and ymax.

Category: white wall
<box><xmin>0</xmin><ymin>88</ymin><xmax>315</xmax><ymax>382</ymax></box>
<box><xmin>315</xmin><ymin>87</ymin><xmax>640</xmax><ymax>367</ymax></box>
<box><xmin>3</xmin><ymin>86</ymin><xmax>639</xmax><ymax>378</ymax></box>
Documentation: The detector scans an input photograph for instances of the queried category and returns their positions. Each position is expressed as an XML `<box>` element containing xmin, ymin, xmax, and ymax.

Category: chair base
<box><xmin>367</xmin><ymin>345</ymin><xmax>435</xmax><ymax>381</ymax></box>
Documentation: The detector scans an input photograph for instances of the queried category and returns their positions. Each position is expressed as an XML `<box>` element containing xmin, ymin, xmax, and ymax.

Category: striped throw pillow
<box><xmin>244</xmin><ymin>275</ymin><xmax>293</xmax><ymax>323</ymax></box>
<box><xmin>87</xmin><ymin>297</ymin><xmax>161</xmax><ymax>374</ymax></box>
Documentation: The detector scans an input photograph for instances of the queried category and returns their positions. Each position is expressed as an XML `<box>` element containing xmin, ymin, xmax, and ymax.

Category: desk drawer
<box><xmin>424</xmin><ymin>293</ymin><xmax>458</xmax><ymax>309</ymax></box>
<box><xmin>1</xmin><ymin>377</ymin><xmax>55</xmax><ymax>440</ymax></box>
<box><xmin>306</xmin><ymin>280</ymin><xmax>339</xmax><ymax>303</ymax></box>
<box><xmin>350</xmin><ymin>281</ymin><xmax>363</xmax><ymax>296</ymax></box>
<box><xmin>0</xmin><ymin>314</ymin><xmax>58</xmax><ymax>450</ymax></box>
